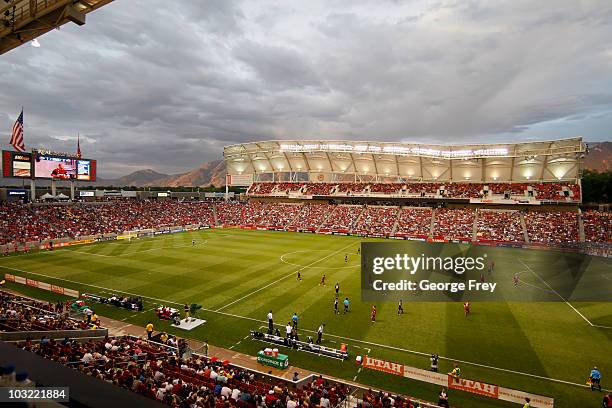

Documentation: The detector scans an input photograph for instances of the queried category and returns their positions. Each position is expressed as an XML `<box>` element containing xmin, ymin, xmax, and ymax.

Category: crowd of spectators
<box><xmin>319</xmin><ymin>206</ymin><xmax>363</xmax><ymax>232</ymax></box>
<box><xmin>289</xmin><ymin>204</ymin><xmax>334</xmax><ymax>231</ymax></box>
<box><xmin>524</xmin><ymin>211</ymin><xmax>579</xmax><ymax>244</ymax></box>
<box><xmin>352</xmin><ymin>206</ymin><xmax>399</xmax><ymax>236</ymax></box>
<box><xmin>394</xmin><ymin>207</ymin><xmax>433</xmax><ymax>238</ymax></box>
<box><xmin>256</xmin><ymin>204</ymin><xmax>303</xmax><ymax>227</ymax></box>
<box><xmin>14</xmin><ymin>334</ymin><xmax>358</xmax><ymax>408</ymax></box>
<box><xmin>582</xmin><ymin>211</ymin><xmax>612</xmax><ymax>243</ymax></box>
<box><xmin>475</xmin><ymin>210</ymin><xmax>524</xmax><ymax>242</ymax></box>
<box><xmin>0</xmin><ymin>201</ymin><xmax>216</xmax><ymax>246</ymax></box>
<box><xmin>0</xmin><ymin>292</ymin><xmax>96</xmax><ymax>332</ymax></box>
<box><xmin>433</xmin><ymin>208</ymin><xmax>475</xmax><ymax>241</ymax></box>
<box><xmin>2</xmin><ymin>200</ymin><xmax>608</xmax><ymax>249</ymax></box>
<box><xmin>245</xmin><ymin>182</ymin><xmax>582</xmax><ymax>201</ymax></box>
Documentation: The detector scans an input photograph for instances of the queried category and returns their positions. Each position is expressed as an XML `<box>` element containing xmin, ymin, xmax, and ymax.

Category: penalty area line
<box><xmin>518</xmin><ymin>259</ymin><xmax>611</xmax><ymax>329</ymax></box>
<box><xmin>2</xmin><ymin>264</ymin><xmax>611</xmax><ymax>392</ymax></box>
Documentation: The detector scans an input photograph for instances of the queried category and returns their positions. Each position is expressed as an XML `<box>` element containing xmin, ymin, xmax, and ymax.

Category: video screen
<box><xmin>2</xmin><ymin>150</ymin><xmax>32</xmax><ymax>178</ymax></box>
<box><xmin>34</xmin><ymin>154</ymin><xmax>96</xmax><ymax>181</ymax></box>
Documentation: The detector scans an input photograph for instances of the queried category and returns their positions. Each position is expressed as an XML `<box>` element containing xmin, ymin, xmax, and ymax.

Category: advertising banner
<box><xmin>360</xmin><ymin>355</ymin><xmax>554</xmax><ymax>407</ymax></box>
<box><xmin>362</xmin><ymin>356</ymin><xmax>405</xmax><ymax>376</ymax></box>
<box><xmin>448</xmin><ymin>376</ymin><xmax>499</xmax><ymax>398</ymax></box>
<box><xmin>5</xmin><ymin>274</ymin><xmax>79</xmax><ymax>298</ymax></box>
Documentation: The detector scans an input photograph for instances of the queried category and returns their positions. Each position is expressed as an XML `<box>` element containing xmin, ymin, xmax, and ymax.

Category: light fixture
<box><xmin>31</xmin><ymin>38</ymin><xmax>40</xmax><ymax>48</ymax></box>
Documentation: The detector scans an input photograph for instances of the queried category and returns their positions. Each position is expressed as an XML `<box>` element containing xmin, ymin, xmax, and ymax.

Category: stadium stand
<box><xmin>582</xmin><ymin>211</ymin><xmax>612</xmax><ymax>243</ymax></box>
<box><xmin>319</xmin><ymin>205</ymin><xmax>363</xmax><ymax>233</ymax></box>
<box><xmin>244</xmin><ymin>182</ymin><xmax>581</xmax><ymax>201</ymax></box>
<box><xmin>432</xmin><ymin>208</ymin><xmax>476</xmax><ymax>241</ymax></box>
<box><xmin>0</xmin><ymin>292</ymin><xmax>99</xmax><ymax>332</ymax></box>
<box><xmin>256</xmin><ymin>203</ymin><xmax>303</xmax><ymax>227</ymax></box>
<box><xmin>394</xmin><ymin>207</ymin><xmax>433</xmax><ymax>239</ymax></box>
<box><xmin>524</xmin><ymin>211</ymin><xmax>579</xmax><ymax>244</ymax></box>
<box><xmin>352</xmin><ymin>206</ymin><xmax>399</xmax><ymax>236</ymax></box>
<box><xmin>288</xmin><ymin>204</ymin><xmax>334</xmax><ymax>231</ymax></box>
<box><xmin>3</xmin><ymin>200</ymin><xmax>610</xmax><ymax>249</ymax></box>
<box><xmin>475</xmin><ymin>210</ymin><xmax>525</xmax><ymax>243</ymax></box>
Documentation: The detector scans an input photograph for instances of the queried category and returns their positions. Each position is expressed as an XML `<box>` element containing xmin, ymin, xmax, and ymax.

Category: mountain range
<box><xmin>1</xmin><ymin>142</ymin><xmax>610</xmax><ymax>187</ymax></box>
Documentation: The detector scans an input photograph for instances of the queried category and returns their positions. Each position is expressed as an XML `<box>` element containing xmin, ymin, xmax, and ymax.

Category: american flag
<box><xmin>10</xmin><ymin>109</ymin><xmax>25</xmax><ymax>152</ymax></box>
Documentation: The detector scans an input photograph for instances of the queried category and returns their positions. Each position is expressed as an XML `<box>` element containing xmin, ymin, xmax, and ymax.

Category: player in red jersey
<box><xmin>463</xmin><ymin>301</ymin><xmax>470</xmax><ymax>317</ymax></box>
<box><xmin>371</xmin><ymin>305</ymin><xmax>377</xmax><ymax>323</ymax></box>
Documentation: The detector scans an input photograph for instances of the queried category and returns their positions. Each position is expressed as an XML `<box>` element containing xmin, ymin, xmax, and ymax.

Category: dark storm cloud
<box><xmin>0</xmin><ymin>0</ymin><xmax>611</xmax><ymax>177</ymax></box>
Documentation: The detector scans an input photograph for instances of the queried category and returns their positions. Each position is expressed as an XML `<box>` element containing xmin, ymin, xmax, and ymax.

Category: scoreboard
<box><xmin>2</xmin><ymin>151</ymin><xmax>32</xmax><ymax>178</ymax></box>
<box><xmin>2</xmin><ymin>150</ymin><xmax>97</xmax><ymax>181</ymax></box>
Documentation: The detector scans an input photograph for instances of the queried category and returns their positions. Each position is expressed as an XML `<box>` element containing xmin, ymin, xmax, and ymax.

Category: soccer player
<box><xmin>335</xmin><ymin>282</ymin><xmax>340</xmax><ymax>295</ymax></box>
<box><xmin>489</xmin><ymin>261</ymin><xmax>495</xmax><ymax>274</ymax></box>
<box><xmin>320</xmin><ymin>274</ymin><xmax>326</xmax><ymax>286</ymax></box>
<box><xmin>285</xmin><ymin>322</ymin><xmax>293</xmax><ymax>338</ymax></box>
<box><xmin>463</xmin><ymin>301</ymin><xmax>470</xmax><ymax>318</ymax></box>
<box><xmin>343</xmin><ymin>297</ymin><xmax>350</xmax><ymax>314</ymax></box>
<box><xmin>345</xmin><ymin>254</ymin><xmax>348</xmax><ymax>263</ymax></box>
<box><xmin>192</xmin><ymin>239</ymin><xmax>196</xmax><ymax>247</ymax></box>
<box><xmin>513</xmin><ymin>273</ymin><xmax>520</xmax><ymax>287</ymax></box>
<box><xmin>397</xmin><ymin>299</ymin><xmax>404</xmax><ymax>315</ymax></box>
<box><xmin>357</xmin><ymin>247</ymin><xmax>360</xmax><ymax>255</ymax></box>
<box><xmin>297</xmin><ymin>271</ymin><xmax>302</xmax><ymax>281</ymax></box>
<box><xmin>371</xmin><ymin>305</ymin><xmax>377</xmax><ymax>323</ymax></box>
<box><xmin>480</xmin><ymin>273</ymin><xmax>485</xmax><ymax>283</ymax></box>
<box><xmin>590</xmin><ymin>366</ymin><xmax>602</xmax><ymax>391</ymax></box>
<box><xmin>334</xmin><ymin>297</ymin><xmax>339</xmax><ymax>314</ymax></box>
<box><xmin>522</xmin><ymin>397</ymin><xmax>531</xmax><ymax>408</ymax></box>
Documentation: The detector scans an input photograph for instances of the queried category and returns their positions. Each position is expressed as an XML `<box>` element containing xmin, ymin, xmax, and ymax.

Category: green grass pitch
<box><xmin>1</xmin><ymin>228</ymin><xmax>610</xmax><ymax>408</ymax></box>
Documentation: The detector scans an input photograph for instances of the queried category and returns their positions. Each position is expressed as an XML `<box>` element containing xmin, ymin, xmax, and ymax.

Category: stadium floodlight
<box><xmin>31</xmin><ymin>39</ymin><xmax>40</xmax><ymax>48</ymax></box>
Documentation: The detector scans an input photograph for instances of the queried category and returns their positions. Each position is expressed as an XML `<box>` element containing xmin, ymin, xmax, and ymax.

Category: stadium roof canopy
<box><xmin>224</xmin><ymin>138</ymin><xmax>586</xmax><ymax>184</ymax></box>
<box><xmin>0</xmin><ymin>0</ymin><xmax>113</xmax><ymax>55</ymax></box>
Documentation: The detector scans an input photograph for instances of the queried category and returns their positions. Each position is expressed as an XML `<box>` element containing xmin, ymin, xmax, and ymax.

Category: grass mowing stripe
<box><xmin>1</xmin><ymin>263</ymin><xmax>609</xmax><ymax>394</ymax></box>
<box><xmin>214</xmin><ymin>241</ymin><xmax>359</xmax><ymax>312</ymax></box>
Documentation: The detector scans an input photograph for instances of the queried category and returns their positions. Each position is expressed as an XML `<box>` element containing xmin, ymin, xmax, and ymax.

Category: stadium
<box><xmin>0</xmin><ymin>135</ymin><xmax>611</xmax><ymax>408</ymax></box>
<box><xmin>1</xmin><ymin>2</ymin><xmax>611</xmax><ymax>408</ymax></box>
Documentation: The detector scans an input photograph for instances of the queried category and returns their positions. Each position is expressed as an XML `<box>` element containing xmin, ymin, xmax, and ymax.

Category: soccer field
<box><xmin>1</xmin><ymin>228</ymin><xmax>611</xmax><ymax>407</ymax></box>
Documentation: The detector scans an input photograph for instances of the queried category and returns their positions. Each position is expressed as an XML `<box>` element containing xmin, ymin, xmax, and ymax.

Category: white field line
<box><xmin>214</xmin><ymin>241</ymin><xmax>358</xmax><ymax>312</ymax></box>
<box><xmin>2</xmin><ymin>264</ymin><xmax>611</xmax><ymax>392</ymax></box>
<box><xmin>518</xmin><ymin>259</ymin><xmax>611</xmax><ymax>329</ymax></box>
<box><xmin>68</xmin><ymin>250</ymin><xmax>115</xmax><ymax>258</ymax></box>
<box><xmin>515</xmin><ymin>271</ymin><xmax>555</xmax><ymax>293</ymax></box>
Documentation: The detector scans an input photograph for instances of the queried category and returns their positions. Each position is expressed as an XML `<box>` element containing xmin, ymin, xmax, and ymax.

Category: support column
<box><xmin>70</xmin><ymin>181</ymin><xmax>75</xmax><ymax>201</ymax></box>
<box><xmin>30</xmin><ymin>179</ymin><xmax>36</xmax><ymax>203</ymax></box>
<box><xmin>51</xmin><ymin>179</ymin><xmax>57</xmax><ymax>196</ymax></box>
<box><xmin>225</xmin><ymin>182</ymin><xmax>229</xmax><ymax>202</ymax></box>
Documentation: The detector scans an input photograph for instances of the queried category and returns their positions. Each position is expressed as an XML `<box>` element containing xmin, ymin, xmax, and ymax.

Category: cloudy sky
<box><xmin>1</xmin><ymin>0</ymin><xmax>612</xmax><ymax>177</ymax></box>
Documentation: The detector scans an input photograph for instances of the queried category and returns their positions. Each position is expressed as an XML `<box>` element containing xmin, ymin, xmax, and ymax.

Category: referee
<box><xmin>590</xmin><ymin>366</ymin><xmax>602</xmax><ymax>391</ymax></box>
